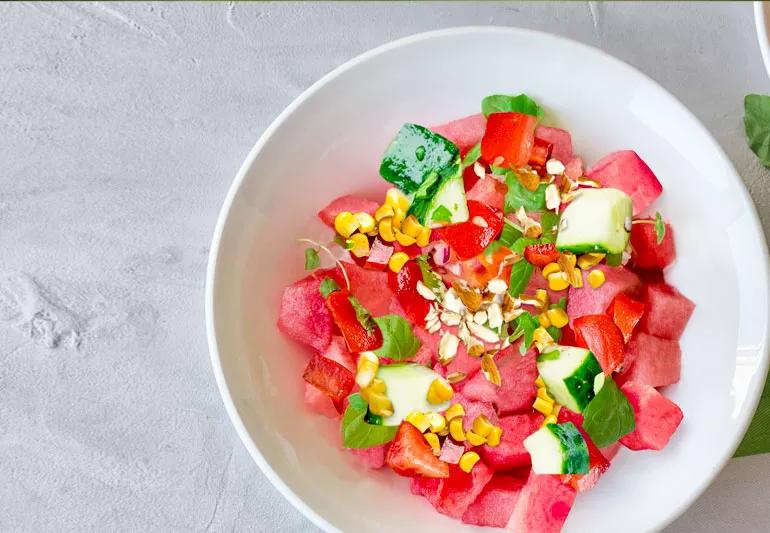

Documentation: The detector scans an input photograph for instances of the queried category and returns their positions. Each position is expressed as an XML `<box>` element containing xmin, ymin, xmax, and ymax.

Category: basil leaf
<box><xmin>461</xmin><ymin>143</ymin><xmax>482</xmax><ymax>169</ymax></box>
<box><xmin>744</xmin><ymin>94</ymin><xmax>770</xmax><ymax>167</ymax></box>
<box><xmin>431</xmin><ymin>205</ymin><xmax>453</xmax><ymax>223</ymax></box>
<box><xmin>551</xmin><ymin>296</ymin><xmax>567</xmax><ymax>310</ymax></box>
<box><xmin>540</xmin><ymin>211</ymin><xmax>561</xmax><ymax>243</ymax></box>
<box><xmin>507</xmin><ymin>237</ymin><xmax>537</xmax><ymax>298</ymax></box>
<box><xmin>373</xmin><ymin>315</ymin><xmax>421</xmax><ymax>361</ymax></box>
<box><xmin>348</xmin><ymin>295</ymin><xmax>375</xmax><ymax>332</ymax></box>
<box><xmin>581</xmin><ymin>377</ymin><xmax>636</xmax><ymax>448</ymax></box>
<box><xmin>482</xmin><ymin>93</ymin><xmax>544</xmax><ymax>120</ymax></box>
<box><xmin>494</xmin><ymin>166</ymin><xmax>547</xmax><ymax>213</ymax></box>
<box><xmin>319</xmin><ymin>277</ymin><xmax>340</xmax><ymax>298</ymax></box>
<box><xmin>499</xmin><ymin>219</ymin><xmax>524</xmax><ymax>248</ymax></box>
<box><xmin>654</xmin><ymin>212</ymin><xmax>666</xmax><ymax>244</ymax></box>
<box><xmin>341</xmin><ymin>393</ymin><xmax>398</xmax><ymax>449</ymax></box>
<box><xmin>304</xmin><ymin>247</ymin><xmax>320</xmax><ymax>270</ymax></box>
<box><xmin>510</xmin><ymin>237</ymin><xmax>537</xmax><ymax>255</ymax></box>
<box><xmin>416</xmin><ymin>255</ymin><xmax>446</xmax><ymax>299</ymax></box>
<box><xmin>516</xmin><ymin>311</ymin><xmax>540</xmax><ymax>354</ymax></box>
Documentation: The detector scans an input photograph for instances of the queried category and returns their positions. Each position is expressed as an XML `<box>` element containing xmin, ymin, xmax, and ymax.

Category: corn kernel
<box><xmin>564</xmin><ymin>253</ymin><xmax>577</xmax><ymax>268</ymax></box>
<box><xmin>427</xmin><ymin>378</ymin><xmax>454</xmax><ymax>404</ymax></box>
<box><xmin>577</xmin><ymin>253</ymin><xmax>605</xmax><ymax>270</ymax></box>
<box><xmin>533</xmin><ymin>327</ymin><xmax>554</xmax><ymax>349</ymax></box>
<box><xmin>388</xmin><ymin>252</ymin><xmax>409</xmax><ymax>273</ymax></box>
<box><xmin>379</xmin><ymin>218</ymin><xmax>396</xmax><ymax>242</ymax></box>
<box><xmin>466</xmin><ymin>430</ymin><xmax>486</xmax><ymax>447</ymax></box>
<box><xmin>587</xmin><ymin>269</ymin><xmax>606</xmax><ymax>289</ymax></box>
<box><xmin>374</xmin><ymin>204</ymin><xmax>395</xmax><ymax>221</ymax></box>
<box><xmin>405</xmin><ymin>411</ymin><xmax>431</xmax><ymax>433</ymax></box>
<box><xmin>543</xmin><ymin>414</ymin><xmax>558</xmax><ymax>426</ymax></box>
<box><xmin>458</xmin><ymin>451</ymin><xmax>481</xmax><ymax>473</ymax></box>
<box><xmin>535</xmin><ymin>376</ymin><xmax>545</xmax><ymax>388</ymax></box>
<box><xmin>449</xmin><ymin>417</ymin><xmax>466</xmax><ymax>441</ymax></box>
<box><xmin>427</xmin><ymin>412</ymin><xmax>447</xmax><ymax>433</ymax></box>
<box><xmin>471</xmin><ymin>415</ymin><xmax>495</xmax><ymax>438</ymax></box>
<box><xmin>366</xmin><ymin>228</ymin><xmax>380</xmax><ymax>237</ymax></box>
<box><xmin>368</xmin><ymin>392</ymin><xmax>393</xmax><ymax>417</ymax></box>
<box><xmin>537</xmin><ymin>387</ymin><xmax>553</xmax><ymax>402</ymax></box>
<box><xmin>385</xmin><ymin>188</ymin><xmax>410</xmax><ymax>212</ymax></box>
<box><xmin>424</xmin><ymin>433</ymin><xmax>441</xmax><ymax>456</ymax></box>
<box><xmin>355</xmin><ymin>351</ymin><xmax>379</xmax><ymax>388</ymax></box>
<box><xmin>548</xmin><ymin>272</ymin><xmax>570</xmax><ymax>291</ymax></box>
<box><xmin>334</xmin><ymin>211</ymin><xmax>359</xmax><ymax>238</ymax></box>
<box><xmin>542</xmin><ymin>262</ymin><xmax>561</xmax><ymax>279</ymax></box>
<box><xmin>538</xmin><ymin>313</ymin><xmax>551</xmax><ymax>328</ymax></box>
<box><xmin>395</xmin><ymin>230</ymin><xmax>416</xmax><ymax>246</ymax></box>
<box><xmin>347</xmin><ymin>233</ymin><xmax>370</xmax><ymax>258</ymax></box>
<box><xmin>486</xmin><ymin>426</ymin><xmax>502</xmax><ymax>447</ymax></box>
<box><xmin>401</xmin><ymin>215</ymin><xmax>422</xmax><ymax>238</ymax></box>
<box><xmin>552</xmin><ymin>404</ymin><xmax>562</xmax><ymax>417</ymax></box>
<box><xmin>353</xmin><ymin>212</ymin><xmax>376</xmax><ymax>233</ymax></box>
<box><xmin>445</xmin><ymin>403</ymin><xmax>465</xmax><ymax>421</ymax></box>
<box><xmin>570</xmin><ymin>266</ymin><xmax>583</xmax><ymax>288</ymax></box>
<box><xmin>438</xmin><ymin>426</ymin><xmax>450</xmax><ymax>437</ymax></box>
<box><xmin>546</xmin><ymin>307</ymin><xmax>569</xmax><ymax>329</ymax></box>
<box><xmin>535</xmin><ymin>288</ymin><xmax>550</xmax><ymax>310</ymax></box>
<box><xmin>416</xmin><ymin>226</ymin><xmax>431</xmax><ymax>247</ymax></box>
<box><xmin>533</xmin><ymin>396</ymin><xmax>554</xmax><ymax>416</ymax></box>
<box><xmin>392</xmin><ymin>207</ymin><xmax>405</xmax><ymax>229</ymax></box>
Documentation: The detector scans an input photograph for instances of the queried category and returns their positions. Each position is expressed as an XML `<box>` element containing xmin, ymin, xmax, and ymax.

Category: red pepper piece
<box><xmin>573</xmin><ymin>314</ymin><xmax>625</xmax><ymax>374</ymax></box>
<box><xmin>523</xmin><ymin>243</ymin><xmax>561</xmax><ymax>268</ymax></box>
<box><xmin>529</xmin><ymin>137</ymin><xmax>554</xmax><ymax>168</ymax></box>
<box><xmin>385</xmin><ymin>422</ymin><xmax>449</xmax><ymax>478</ymax></box>
<box><xmin>607</xmin><ymin>293</ymin><xmax>645</xmax><ymax>343</ymax></box>
<box><xmin>481</xmin><ymin>112</ymin><xmax>538</xmax><ymax>168</ymax></box>
<box><xmin>325</xmin><ymin>291</ymin><xmax>382</xmax><ymax>352</ymax></box>
<box><xmin>388</xmin><ymin>260</ymin><xmax>431</xmax><ymax>324</ymax></box>
<box><xmin>432</xmin><ymin>200</ymin><xmax>503</xmax><ymax>261</ymax></box>
<box><xmin>302</xmin><ymin>352</ymin><xmax>356</xmax><ymax>413</ymax></box>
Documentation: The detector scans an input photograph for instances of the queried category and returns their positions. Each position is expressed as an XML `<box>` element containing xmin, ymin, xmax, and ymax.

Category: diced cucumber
<box><xmin>555</xmin><ymin>188</ymin><xmax>632</xmax><ymax>254</ymax></box>
<box><xmin>421</xmin><ymin>170</ymin><xmax>469</xmax><ymax>227</ymax></box>
<box><xmin>524</xmin><ymin>422</ymin><xmax>590</xmax><ymax>474</ymax></box>
<box><xmin>376</xmin><ymin>363</ymin><xmax>451</xmax><ymax>426</ymax></box>
<box><xmin>537</xmin><ymin>345</ymin><xmax>603</xmax><ymax>413</ymax></box>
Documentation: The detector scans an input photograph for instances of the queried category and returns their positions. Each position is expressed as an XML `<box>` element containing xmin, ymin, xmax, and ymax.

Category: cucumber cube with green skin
<box><xmin>376</xmin><ymin>363</ymin><xmax>451</xmax><ymax>426</ymax></box>
<box><xmin>380</xmin><ymin>123</ymin><xmax>460</xmax><ymax>195</ymax></box>
<box><xmin>411</xmin><ymin>168</ymin><xmax>469</xmax><ymax>228</ymax></box>
<box><xmin>556</xmin><ymin>188</ymin><xmax>632</xmax><ymax>254</ymax></box>
<box><xmin>537</xmin><ymin>346</ymin><xmax>603</xmax><ymax>413</ymax></box>
<box><xmin>524</xmin><ymin>422</ymin><xmax>590</xmax><ymax>474</ymax></box>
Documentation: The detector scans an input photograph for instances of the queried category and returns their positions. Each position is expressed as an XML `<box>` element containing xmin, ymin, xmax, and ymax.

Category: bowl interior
<box><xmin>208</xmin><ymin>28</ymin><xmax>769</xmax><ymax>533</ymax></box>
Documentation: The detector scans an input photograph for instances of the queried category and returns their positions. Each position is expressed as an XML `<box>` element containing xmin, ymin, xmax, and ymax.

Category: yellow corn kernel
<box><xmin>548</xmin><ymin>272</ymin><xmax>570</xmax><ymax>291</ymax></box>
<box><xmin>427</xmin><ymin>378</ymin><xmax>454</xmax><ymax>404</ymax></box>
<box><xmin>374</xmin><ymin>204</ymin><xmax>395</xmax><ymax>222</ymax></box>
<box><xmin>368</xmin><ymin>392</ymin><xmax>393</xmax><ymax>417</ymax></box>
<box><xmin>438</xmin><ymin>426</ymin><xmax>450</xmax><ymax>437</ymax></box>
<box><xmin>424</xmin><ymin>432</ymin><xmax>441</xmax><ymax>456</ymax></box>
<box><xmin>416</xmin><ymin>226</ymin><xmax>431</xmax><ymax>247</ymax></box>
<box><xmin>577</xmin><ymin>253</ymin><xmax>605</xmax><ymax>270</ymax></box>
<box><xmin>392</xmin><ymin>207</ymin><xmax>405</xmax><ymax>229</ymax></box>
<box><xmin>359</xmin><ymin>378</ymin><xmax>386</xmax><ymax>403</ymax></box>
<box><xmin>366</xmin><ymin>228</ymin><xmax>380</xmax><ymax>237</ymax></box>
<box><xmin>388</xmin><ymin>252</ymin><xmax>409</xmax><ymax>273</ymax></box>
<box><xmin>552</xmin><ymin>404</ymin><xmax>562</xmax><ymax>417</ymax></box>
<box><xmin>537</xmin><ymin>387</ymin><xmax>553</xmax><ymax>402</ymax></box>
<box><xmin>353</xmin><ymin>212</ymin><xmax>376</xmax><ymax>233</ymax></box>
<box><xmin>347</xmin><ymin>233</ymin><xmax>371</xmax><ymax>258</ymax></box>
<box><xmin>486</xmin><ymin>426</ymin><xmax>502</xmax><ymax>447</ymax></box>
<box><xmin>546</xmin><ymin>307</ymin><xmax>569</xmax><ymax>329</ymax></box>
<box><xmin>533</xmin><ymin>396</ymin><xmax>554</xmax><ymax>416</ymax></box>
<box><xmin>405</xmin><ymin>411</ymin><xmax>431</xmax><ymax>433</ymax></box>
<box><xmin>401</xmin><ymin>215</ymin><xmax>423</xmax><ymax>238</ymax></box>
<box><xmin>334</xmin><ymin>211</ymin><xmax>359</xmax><ymax>238</ymax></box>
<box><xmin>385</xmin><ymin>188</ymin><xmax>410</xmax><ymax>212</ymax></box>
<box><xmin>535</xmin><ymin>375</ymin><xmax>545</xmax><ymax>388</ymax></box>
<box><xmin>533</xmin><ymin>327</ymin><xmax>554</xmax><ymax>349</ymax></box>
<box><xmin>472</xmin><ymin>415</ymin><xmax>495</xmax><ymax>438</ymax></box>
<box><xmin>427</xmin><ymin>412</ymin><xmax>447</xmax><ymax>433</ymax></box>
<box><xmin>570</xmin><ymin>266</ymin><xmax>583</xmax><ymax>288</ymax></box>
<box><xmin>379</xmin><ymin>218</ymin><xmax>396</xmax><ymax>242</ymax></box>
<box><xmin>588</xmin><ymin>269</ymin><xmax>606</xmax><ymax>289</ymax></box>
<box><xmin>355</xmin><ymin>352</ymin><xmax>379</xmax><ymax>388</ymax></box>
<box><xmin>395</xmin><ymin>230</ymin><xmax>417</xmax><ymax>247</ymax></box>
<box><xmin>538</xmin><ymin>313</ymin><xmax>551</xmax><ymax>328</ymax></box>
<box><xmin>535</xmin><ymin>288</ymin><xmax>550</xmax><ymax>310</ymax></box>
<box><xmin>445</xmin><ymin>403</ymin><xmax>465</xmax><ymax>421</ymax></box>
<box><xmin>564</xmin><ymin>253</ymin><xmax>577</xmax><ymax>268</ymax></box>
<box><xmin>458</xmin><ymin>451</ymin><xmax>481</xmax><ymax>473</ymax></box>
<box><xmin>449</xmin><ymin>417</ymin><xmax>466</xmax><ymax>442</ymax></box>
<box><xmin>543</xmin><ymin>414</ymin><xmax>558</xmax><ymax>426</ymax></box>
<box><xmin>542</xmin><ymin>262</ymin><xmax>561</xmax><ymax>279</ymax></box>
<box><xmin>466</xmin><ymin>430</ymin><xmax>486</xmax><ymax>447</ymax></box>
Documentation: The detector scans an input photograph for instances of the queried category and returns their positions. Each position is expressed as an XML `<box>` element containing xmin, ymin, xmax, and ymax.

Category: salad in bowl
<box><xmin>277</xmin><ymin>93</ymin><xmax>694</xmax><ymax>532</ymax></box>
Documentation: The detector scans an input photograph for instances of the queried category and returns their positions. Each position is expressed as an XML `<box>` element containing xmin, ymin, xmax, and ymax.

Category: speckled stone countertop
<box><xmin>1</xmin><ymin>2</ymin><xmax>768</xmax><ymax>532</ymax></box>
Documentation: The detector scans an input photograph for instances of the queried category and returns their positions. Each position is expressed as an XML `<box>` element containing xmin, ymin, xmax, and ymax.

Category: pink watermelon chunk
<box><xmin>462</xmin><ymin>474</ymin><xmax>526</xmax><ymax>528</ymax></box>
<box><xmin>411</xmin><ymin>327</ymin><xmax>438</xmax><ymax>366</ymax></box>
<box><xmin>430</xmin><ymin>113</ymin><xmax>487</xmax><ymax>154</ymax></box>
<box><xmin>630</xmin><ymin>220</ymin><xmax>676</xmax><ymax>269</ymax></box>
<box><xmin>462</xmin><ymin>349</ymin><xmax>539</xmax><ymax>415</ymax></box>
<box><xmin>432</xmin><ymin>463</ymin><xmax>495</xmax><ymax>519</ymax></box>
<box><xmin>466</xmin><ymin>177</ymin><xmax>506</xmax><ymax>211</ymax></box>
<box><xmin>318</xmin><ymin>195</ymin><xmax>379</xmax><ymax>227</ymax></box>
<box><xmin>278</xmin><ymin>270</ymin><xmax>334</xmax><ymax>353</ymax></box>
<box><xmin>587</xmin><ymin>150</ymin><xmax>663</xmax><ymax>215</ymax></box>
<box><xmin>507</xmin><ymin>472</ymin><xmax>577</xmax><ymax>533</ymax></box>
<box><xmin>639</xmin><ymin>283</ymin><xmax>695</xmax><ymax>340</ymax></box>
<box><xmin>349</xmin><ymin>444</ymin><xmax>389</xmax><ymax>469</ymax></box>
<box><xmin>454</xmin><ymin>393</ymin><xmax>500</xmax><ymax>433</ymax></box>
<box><xmin>525</xmin><ymin>269</ymin><xmax>563</xmax><ymax>306</ymax></box>
<box><xmin>411</xmin><ymin>476</ymin><xmax>441</xmax><ymax>497</ymax></box>
<box><xmin>622</xmin><ymin>332</ymin><xmax>681</xmax><ymax>388</ymax></box>
<box><xmin>567</xmin><ymin>265</ymin><xmax>641</xmax><ymax>326</ymax></box>
<box><xmin>322</xmin><ymin>335</ymin><xmax>356</xmax><ymax>372</ymax></box>
<box><xmin>479</xmin><ymin>413</ymin><xmax>543</xmax><ymax>471</ymax></box>
<box><xmin>619</xmin><ymin>381</ymin><xmax>683</xmax><ymax>450</ymax></box>
<box><xmin>303</xmin><ymin>383</ymin><xmax>340</xmax><ymax>418</ymax></box>
<box><xmin>344</xmin><ymin>261</ymin><xmax>396</xmax><ymax>317</ymax></box>
<box><xmin>446</xmin><ymin>343</ymin><xmax>482</xmax><ymax>379</ymax></box>
<box><xmin>601</xmin><ymin>442</ymin><xmax>622</xmax><ymax>461</ymax></box>
<box><xmin>534</xmin><ymin>126</ymin><xmax>573</xmax><ymax>162</ymax></box>
<box><xmin>564</xmin><ymin>156</ymin><xmax>583</xmax><ymax>180</ymax></box>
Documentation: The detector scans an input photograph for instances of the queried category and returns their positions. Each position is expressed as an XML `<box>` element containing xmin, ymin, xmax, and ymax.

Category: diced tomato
<box><xmin>481</xmin><ymin>112</ymin><xmax>538</xmax><ymax>168</ymax></box>
<box><xmin>478</xmin><ymin>245</ymin><xmax>514</xmax><ymax>283</ymax></box>
<box><xmin>393</xmin><ymin>241</ymin><xmax>422</xmax><ymax>258</ymax></box>
<box><xmin>432</xmin><ymin>200</ymin><xmax>503</xmax><ymax>261</ymax></box>
<box><xmin>463</xmin><ymin>161</ymin><xmax>483</xmax><ymax>191</ymax></box>
<box><xmin>524</xmin><ymin>243</ymin><xmax>560</xmax><ymax>268</ymax></box>
<box><xmin>302</xmin><ymin>353</ymin><xmax>355</xmax><ymax>413</ymax></box>
<box><xmin>529</xmin><ymin>137</ymin><xmax>553</xmax><ymax>168</ymax></box>
<box><xmin>386</xmin><ymin>422</ymin><xmax>450</xmax><ymax>478</ymax></box>
<box><xmin>325</xmin><ymin>291</ymin><xmax>382</xmax><ymax>352</ymax></box>
<box><xmin>573</xmin><ymin>314</ymin><xmax>625</xmax><ymax>374</ymax></box>
<box><xmin>557</xmin><ymin>408</ymin><xmax>610</xmax><ymax>492</ymax></box>
<box><xmin>364</xmin><ymin>238</ymin><xmax>393</xmax><ymax>271</ymax></box>
<box><xmin>388</xmin><ymin>260</ymin><xmax>431</xmax><ymax>324</ymax></box>
<box><xmin>607</xmin><ymin>293</ymin><xmax>645</xmax><ymax>343</ymax></box>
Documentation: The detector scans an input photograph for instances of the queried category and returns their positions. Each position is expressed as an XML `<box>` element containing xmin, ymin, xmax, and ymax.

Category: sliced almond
<box><xmin>545</xmin><ymin>159</ymin><xmax>566</xmax><ymax>175</ymax></box>
<box><xmin>440</xmin><ymin>310</ymin><xmax>462</xmax><ymax>326</ymax></box>
<box><xmin>468</xmin><ymin>321</ymin><xmax>500</xmax><ymax>343</ymax></box>
<box><xmin>438</xmin><ymin>332</ymin><xmax>460</xmax><ymax>364</ymax></box>
<box><xmin>452</xmin><ymin>282</ymin><xmax>483</xmax><ymax>313</ymax></box>
<box><xmin>486</xmin><ymin>278</ymin><xmax>508</xmax><ymax>295</ymax></box>
<box><xmin>446</xmin><ymin>371</ymin><xmax>467</xmax><ymax>384</ymax></box>
<box><xmin>492</xmin><ymin>156</ymin><xmax>505</xmax><ymax>167</ymax></box>
<box><xmin>467</xmin><ymin>342</ymin><xmax>485</xmax><ymax>357</ymax></box>
<box><xmin>481</xmin><ymin>353</ymin><xmax>502</xmax><ymax>386</ymax></box>
<box><xmin>473</xmin><ymin>310</ymin><xmax>488</xmax><ymax>325</ymax></box>
<box><xmin>472</xmin><ymin>216</ymin><xmax>488</xmax><ymax>228</ymax></box>
<box><xmin>426</xmin><ymin>317</ymin><xmax>441</xmax><ymax>334</ymax></box>
<box><xmin>442</xmin><ymin>288</ymin><xmax>466</xmax><ymax>315</ymax></box>
<box><xmin>545</xmin><ymin>183</ymin><xmax>561</xmax><ymax>211</ymax></box>
<box><xmin>487</xmin><ymin>303</ymin><xmax>503</xmax><ymax>329</ymax></box>
<box><xmin>416</xmin><ymin>280</ymin><xmax>436</xmax><ymax>301</ymax></box>
<box><xmin>517</xmin><ymin>170</ymin><xmax>540</xmax><ymax>192</ymax></box>
<box><xmin>473</xmin><ymin>161</ymin><xmax>486</xmax><ymax>180</ymax></box>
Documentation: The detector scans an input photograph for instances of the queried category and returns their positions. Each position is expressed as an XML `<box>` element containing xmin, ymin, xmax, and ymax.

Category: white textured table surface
<box><xmin>1</xmin><ymin>2</ymin><xmax>769</xmax><ymax>532</ymax></box>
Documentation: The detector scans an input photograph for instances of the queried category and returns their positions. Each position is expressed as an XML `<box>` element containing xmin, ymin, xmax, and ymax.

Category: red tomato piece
<box><xmin>388</xmin><ymin>260</ymin><xmax>431</xmax><ymax>324</ymax></box>
<box><xmin>573</xmin><ymin>314</ymin><xmax>625</xmax><ymax>374</ymax></box>
<box><xmin>302</xmin><ymin>352</ymin><xmax>355</xmax><ymax>413</ymax></box>
<box><xmin>325</xmin><ymin>291</ymin><xmax>382</xmax><ymax>352</ymax></box>
<box><xmin>385</xmin><ymin>422</ymin><xmax>450</xmax><ymax>478</ymax></box>
<box><xmin>481</xmin><ymin>112</ymin><xmax>538</xmax><ymax>168</ymax></box>
<box><xmin>432</xmin><ymin>200</ymin><xmax>503</xmax><ymax>261</ymax></box>
<box><xmin>523</xmin><ymin>243</ymin><xmax>560</xmax><ymax>268</ymax></box>
<box><xmin>528</xmin><ymin>137</ymin><xmax>554</xmax><ymax>168</ymax></box>
<box><xmin>607</xmin><ymin>293</ymin><xmax>645</xmax><ymax>343</ymax></box>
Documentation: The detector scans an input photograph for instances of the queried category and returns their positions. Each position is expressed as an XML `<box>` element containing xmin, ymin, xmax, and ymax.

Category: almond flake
<box><xmin>486</xmin><ymin>278</ymin><xmax>508</xmax><ymax>295</ymax></box>
<box><xmin>577</xmin><ymin>177</ymin><xmax>601</xmax><ymax>188</ymax></box>
<box><xmin>440</xmin><ymin>310</ymin><xmax>462</xmax><ymax>326</ymax></box>
<box><xmin>517</xmin><ymin>170</ymin><xmax>541</xmax><ymax>192</ymax></box>
<box><xmin>457</xmin><ymin>321</ymin><xmax>472</xmax><ymax>345</ymax></box>
<box><xmin>487</xmin><ymin>303</ymin><xmax>503</xmax><ymax>329</ymax></box>
<box><xmin>481</xmin><ymin>353</ymin><xmax>502</xmax><ymax>386</ymax></box>
<box><xmin>473</xmin><ymin>310</ymin><xmax>488</xmax><ymax>325</ymax></box>
<box><xmin>438</xmin><ymin>332</ymin><xmax>460</xmax><ymax>364</ymax></box>
<box><xmin>426</xmin><ymin>317</ymin><xmax>441</xmax><ymax>333</ymax></box>
<box><xmin>415</xmin><ymin>280</ymin><xmax>436</xmax><ymax>301</ymax></box>
<box><xmin>472</xmin><ymin>216</ymin><xmax>488</xmax><ymax>228</ymax></box>
<box><xmin>442</xmin><ymin>288</ymin><xmax>466</xmax><ymax>314</ymax></box>
<box><xmin>452</xmin><ymin>282</ymin><xmax>483</xmax><ymax>313</ymax></box>
<box><xmin>425</xmin><ymin>305</ymin><xmax>439</xmax><ymax>324</ymax></box>
<box><xmin>467</xmin><ymin>342</ymin><xmax>485</xmax><ymax>357</ymax></box>
<box><xmin>473</xmin><ymin>161</ymin><xmax>486</xmax><ymax>179</ymax></box>
<box><xmin>545</xmin><ymin>183</ymin><xmax>561</xmax><ymax>211</ymax></box>
<box><xmin>468</xmin><ymin>321</ymin><xmax>500</xmax><ymax>343</ymax></box>
<box><xmin>545</xmin><ymin>159</ymin><xmax>565</xmax><ymax>175</ymax></box>
<box><xmin>446</xmin><ymin>371</ymin><xmax>467</xmax><ymax>384</ymax></box>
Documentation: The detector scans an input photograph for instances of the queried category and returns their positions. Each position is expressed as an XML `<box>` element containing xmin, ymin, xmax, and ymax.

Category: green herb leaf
<box><xmin>545</xmin><ymin>296</ymin><xmax>566</xmax><ymax>341</ymax></box>
<box><xmin>507</xmin><ymin>237</ymin><xmax>537</xmax><ymax>298</ymax></box>
<box><xmin>516</xmin><ymin>311</ymin><xmax>540</xmax><ymax>354</ymax></box>
<box><xmin>341</xmin><ymin>393</ymin><xmax>398</xmax><ymax>449</ymax></box>
<box><xmin>348</xmin><ymin>295</ymin><xmax>375</xmax><ymax>332</ymax></box>
<box><xmin>551</xmin><ymin>297</ymin><xmax>567</xmax><ymax>310</ymax></box>
<box><xmin>493</xmin><ymin>166</ymin><xmax>547</xmax><ymax>213</ymax></box>
<box><xmin>605</xmin><ymin>253</ymin><xmax>622</xmax><ymax>267</ymax></box>
<box><xmin>461</xmin><ymin>143</ymin><xmax>482</xmax><ymax>169</ymax></box>
<box><xmin>744</xmin><ymin>94</ymin><xmax>770</xmax><ymax>167</ymax></box>
<box><xmin>654</xmin><ymin>212</ymin><xmax>666</xmax><ymax>244</ymax></box>
<box><xmin>431</xmin><ymin>205</ymin><xmax>453</xmax><ymax>224</ymax></box>
<box><xmin>481</xmin><ymin>93</ymin><xmax>544</xmax><ymax>120</ymax></box>
<box><xmin>373</xmin><ymin>315</ymin><xmax>421</xmax><ymax>361</ymax></box>
<box><xmin>499</xmin><ymin>219</ymin><xmax>524</xmax><ymax>248</ymax></box>
<box><xmin>304</xmin><ymin>247</ymin><xmax>320</xmax><ymax>270</ymax></box>
<box><xmin>416</xmin><ymin>255</ymin><xmax>446</xmax><ymax>299</ymax></box>
<box><xmin>581</xmin><ymin>377</ymin><xmax>636</xmax><ymax>448</ymax></box>
<box><xmin>540</xmin><ymin>211</ymin><xmax>561</xmax><ymax>243</ymax></box>
<box><xmin>319</xmin><ymin>277</ymin><xmax>340</xmax><ymax>298</ymax></box>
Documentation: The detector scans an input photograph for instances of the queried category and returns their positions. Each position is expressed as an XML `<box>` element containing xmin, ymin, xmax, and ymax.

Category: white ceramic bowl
<box><xmin>755</xmin><ymin>2</ymin><xmax>770</xmax><ymax>79</ymax></box>
<box><xmin>206</xmin><ymin>27</ymin><xmax>770</xmax><ymax>532</ymax></box>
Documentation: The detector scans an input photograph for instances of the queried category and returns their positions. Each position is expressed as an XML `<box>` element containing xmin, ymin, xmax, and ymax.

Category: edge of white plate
<box><xmin>755</xmin><ymin>1</ymin><xmax>770</xmax><ymax>80</ymax></box>
<box><xmin>205</xmin><ymin>26</ymin><xmax>770</xmax><ymax>533</ymax></box>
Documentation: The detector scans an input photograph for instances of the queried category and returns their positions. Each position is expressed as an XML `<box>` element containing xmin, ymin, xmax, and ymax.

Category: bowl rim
<box><xmin>754</xmin><ymin>1</ymin><xmax>770</xmax><ymax>80</ymax></box>
<box><xmin>205</xmin><ymin>25</ymin><xmax>770</xmax><ymax>533</ymax></box>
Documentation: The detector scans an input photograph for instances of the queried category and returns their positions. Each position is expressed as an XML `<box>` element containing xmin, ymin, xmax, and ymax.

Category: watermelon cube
<box><xmin>567</xmin><ymin>265</ymin><xmax>641</xmax><ymax>326</ymax></box>
<box><xmin>630</xmin><ymin>220</ymin><xmax>676</xmax><ymax>269</ymax></box>
<box><xmin>639</xmin><ymin>283</ymin><xmax>695</xmax><ymax>340</ymax></box>
<box><xmin>344</xmin><ymin>261</ymin><xmax>396</xmax><ymax>317</ymax></box>
<box><xmin>586</xmin><ymin>150</ymin><xmax>663</xmax><ymax>215</ymax></box>
<box><xmin>446</xmin><ymin>343</ymin><xmax>482</xmax><ymax>380</ymax></box>
<box><xmin>278</xmin><ymin>270</ymin><xmax>334</xmax><ymax>353</ymax></box>
<box><xmin>534</xmin><ymin>126</ymin><xmax>573</xmax><ymax>162</ymax></box>
<box><xmin>461</xmin><ymin>349</ymin><xmax>539</xmax><ymax>415</ymax></box>
<box><xmin>433</xmin><ymin>463</ymin><xmax>495</xmax><ymax>518</ymax></box>
<box><xmin>303</xmin><ymin>383</ymin><xmax>340</xmax><ymax>418</ymax></box>
<box><xmin>564</xmin><ymin>156</ymin><xmax>583</xmax><ymax>180</ymax></box>
<box><xmin>411</xmin><ymin>476</ymin><xmax>441</xmax><ymax>497</ymax></box>
<box><xmin>317</xmin><ymin>195</ymin><xmax>379</xmax><ymax>227</ymax></box>
<box><xmin>600</xmin><ymin>442</ymin><xmax>622</xmax><ymax>461</ymax></box>
<box><xmin>619</xmin><ymin>381</ymin><xmax>683</xmax><ymax>450</ymax></box>
<box><xmin>622</xmin><ymin>332</ymin><xmax>681</xmax><ymax>388</ymax></box>
<box><xmin>466</xmin><ymin>176</ymin><xmax>507</xmax><ymax>211</ymax></box>
<box><xmin>322</xmin><ymin>335</ymin><xmax>356</xmax><ymax>372</ymax></box>
<box><xmin>430</xmin><ymin>113</ymin><xmax>487</xmax><ymax>154</ymax></box>
<box><xmin>462</xmin><ymin>474</ymin><xmax>526</xmax><ymax>528</ymax></box>
<box><xmin>479</xmin><ymin>413</ymin><xmax>543</xmax><ymax>471</ymax></box>
<box><xmin>506</xmin><ymin>472</ymin><xmax>577</xmax><ymax>533</ymax></box>
<box><xmin>349</xmin><ymin>443</ymin><xmax>389</xmax><ymax>469</ymax></box>
<box><xmin>411</xmin><ymin>327</ymin><xmax>438</xmax><ymax>366</ymax></box>
<box><xmin>454</xmin><ymin>393</ymin><xmax>500</xmax><ymax>433</ymax></box>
